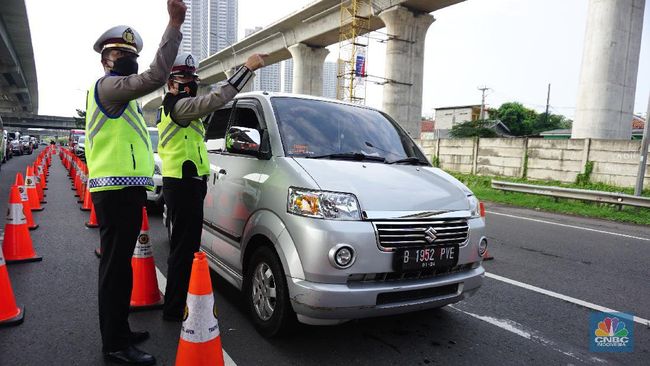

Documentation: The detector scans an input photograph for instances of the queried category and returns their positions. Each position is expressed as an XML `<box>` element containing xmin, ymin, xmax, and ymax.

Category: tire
<box><xmin>244</xmin><ymin>245</ymin><xmax>296</xmax><ymax>337</ymax></box>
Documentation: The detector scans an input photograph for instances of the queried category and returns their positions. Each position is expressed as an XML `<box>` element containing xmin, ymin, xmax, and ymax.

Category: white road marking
<box><xmin>486</xmin><ymin>210</ymin><xmax>650</xmax><ymax>242</ymax></box>
<box><xmin>486</xmin><ymin>272</ymin><xmax>650</xmax><ymax>327</ymax></box>
<box><xmin>156</xmin><ymin>266</ymin><xmax>237</xmax><ymax>366</ymax></box>
<box><xmin>450</xmin><ymin>306</ymin><xmax>608</xmax><ymax>364</ymax></box>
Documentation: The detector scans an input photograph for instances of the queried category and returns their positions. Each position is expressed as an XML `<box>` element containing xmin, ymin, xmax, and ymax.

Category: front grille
<box><xmin>347</xmin><ymin>263</ymin><xmax>473</xmax><ymax>284</ymax></box>
<box><xmin>376</xmin><ymin>284</ymin><xmax>459</xmax><ymax>305</ymax></box>
<box><xmin>373</xmin><ymin>219</ymin><xmax>469</xmax><ymax>250</ymax></box>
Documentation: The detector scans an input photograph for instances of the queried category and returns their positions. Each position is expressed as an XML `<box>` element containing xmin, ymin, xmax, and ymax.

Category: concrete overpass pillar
<box><xmin>572</xmin><ymin>0</ymin><xmax>645</xmax><ymax>140</ymax></box>
<box><xmin>379</xmin><ymin>6</ymin><xmax>434</xmax><ymax>139</ymax></box>
<box><xmin>288</xmin><ymin>43</ymin><xmax>329</xmax><ymax>96</ymax></box>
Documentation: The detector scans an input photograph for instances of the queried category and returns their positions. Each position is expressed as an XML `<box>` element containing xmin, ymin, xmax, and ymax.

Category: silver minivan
<box><xmin>164</xmin><ymin>92</ymin><xmax>488</xmax><ymax>336</ymax></box>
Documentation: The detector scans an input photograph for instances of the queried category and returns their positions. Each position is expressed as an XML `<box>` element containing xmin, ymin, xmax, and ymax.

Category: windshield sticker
<box><xmin>291</xmin><ymin>144</ymin><xmax>309</xmax><ymax>154</ymax></box>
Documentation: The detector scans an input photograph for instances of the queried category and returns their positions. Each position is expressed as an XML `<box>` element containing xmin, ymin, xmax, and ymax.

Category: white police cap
<box><xmin>93</xmin><ymin>25</ymin><xmax>143</xmax><ymax>54</ymax></box>
<box><xmin>170</xmin><ymin>52</ymin><xmax>198</xmax><ymax>76</ymax></box>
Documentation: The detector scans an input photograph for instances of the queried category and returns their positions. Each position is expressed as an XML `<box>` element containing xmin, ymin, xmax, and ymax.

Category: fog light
<box><xmin>329</xmin><ymin>244</ymin><xmax>356</xmax><ymax>269</ymax></box>
<box><xmin>478</xmin><ymin>237</ymin><xmax>488</xmax><ymax>257</ymax></box>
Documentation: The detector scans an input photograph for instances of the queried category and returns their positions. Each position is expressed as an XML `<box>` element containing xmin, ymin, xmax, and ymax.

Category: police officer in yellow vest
<box><xmin>158</xmin><ymin>51</ymin><xmax>265</xmax><ymax>321</ymax></box>
<box><xmin>86</xmin><ymin>1</ymin><xmax>186</xmax><ymax>364</ymax></box>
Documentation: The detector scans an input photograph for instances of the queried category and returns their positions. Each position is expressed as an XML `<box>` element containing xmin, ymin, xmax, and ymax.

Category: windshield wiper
<box><xmin>306</xmin><ymin>152</ymin><xmax>386</xmax><ymax>162</ymax></box>
<box><xmin>386</xmin><ymin>157</ymin><xmax>428</xmax><ymax>165</ymax></box>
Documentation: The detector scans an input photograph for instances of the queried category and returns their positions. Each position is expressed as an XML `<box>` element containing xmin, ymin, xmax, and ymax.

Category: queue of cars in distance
<box><xmin>163</xmin><ymin>92</ymin><xmax>489</xmax><ymax>337</ymax></box>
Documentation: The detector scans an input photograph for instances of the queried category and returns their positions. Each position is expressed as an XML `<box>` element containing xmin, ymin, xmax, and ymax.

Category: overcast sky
<box><xmin>25</xmin><ymin>0</ymin><xmax>650</xmax><ymax>119</ymax></box>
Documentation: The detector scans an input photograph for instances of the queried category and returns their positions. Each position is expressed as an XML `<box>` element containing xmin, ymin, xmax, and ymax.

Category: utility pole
<box><xmin>478</xmin><ymin>86</ymin><xmax>490</xmax><ymax>120</ymax></box>
<box><xmin>545</xmin><ymin>83</ymin><xmax>551</xmax><ymax>125</ymax></box>
<box><xmin>635</xmin><ymin>92</ymin><xmax>650</xmax><ymax>196</ymax></box>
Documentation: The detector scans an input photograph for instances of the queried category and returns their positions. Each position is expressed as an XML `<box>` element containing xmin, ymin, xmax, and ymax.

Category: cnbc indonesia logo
<box><xmin>590</xmin><ymin>313</ymin><xmax>634</xmax><ymax>352</ymax></box>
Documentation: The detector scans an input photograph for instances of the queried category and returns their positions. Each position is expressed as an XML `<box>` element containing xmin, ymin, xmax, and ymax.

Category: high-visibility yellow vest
<box><xmin>157</xmin><ymin>106</ymin><xmax>209</xmax><ymax>178</ymax></box>
<box><xmin>85</xmin><ymin>80</ymin><xmax>154</xmax><ymax>192</ymax></box>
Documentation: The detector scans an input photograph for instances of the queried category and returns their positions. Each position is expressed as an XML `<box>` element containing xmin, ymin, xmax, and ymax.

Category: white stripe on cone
<box><xmin>25</xmin><ymin>176</ymin><xmax>36</xmax><ymax>188</ymax></box>
<box><xmin>133</xmin><ymin>231</ymin><xmax>153</xmax><ymax>259</ymax></box>
<box><xmin>180</xmin><ymin>293</ymin><xmax>220</xmax><ymax>343</ymax></box>
<box><xmin>7</xmin><ymin>203</ymin><xmax>26</xmax><ymax>225</ymax></box>
<box><xmin>18</xmin><ymin>186</ymin><xmax>28</xmax><ymax>202</ymax></box>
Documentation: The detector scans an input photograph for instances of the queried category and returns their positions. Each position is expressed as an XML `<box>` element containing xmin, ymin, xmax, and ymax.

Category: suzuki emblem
<box><xmin>424</xmin><ymin>227</ymin><xmax>437</xmax><ymax>243</ymax></box>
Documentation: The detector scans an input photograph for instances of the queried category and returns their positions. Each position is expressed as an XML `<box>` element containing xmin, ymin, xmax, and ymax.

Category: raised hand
<box><xmin>244</xmin><ymin>53</ymin><xmax>268</xmax><ymax>71</ymax></box>
<box><xmin>168</xmin><ymin>0</ymin><xmax>187</xmax><ymax>29</ymax></box>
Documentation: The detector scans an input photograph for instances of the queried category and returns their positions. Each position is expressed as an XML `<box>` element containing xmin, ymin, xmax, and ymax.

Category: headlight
<box><xmin>288</xmin><ymin>187</ymin><xmax>361</xmax><ymax>220</ymax></box>
<box><xmin>154</xmin><ymin>164</ymin><xmax>161</xmax><ymax>175</ymax></box>
<box><xmin>468</xmin><ymin>195</ymin><xmax>481</xmax><ymax>218</ymax></box>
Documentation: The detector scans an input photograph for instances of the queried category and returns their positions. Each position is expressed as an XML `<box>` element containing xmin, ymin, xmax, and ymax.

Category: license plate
<box><xmin>393</xmin><ymin>245</ymin><xmax>459</xmax><ymax>272</ymax></box>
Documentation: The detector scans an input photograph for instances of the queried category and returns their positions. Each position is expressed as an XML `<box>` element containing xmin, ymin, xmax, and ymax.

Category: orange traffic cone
<box><xmin>86</xmin><ymin>203</ymin><xmax>99</xmax><ymax>229</ymax></box>
<box><xmin>175</xmin><ymin>252</ymin><xmax>224</xmax><ymax>366</ymax></box>
<box><xmin>130</xmin><ymin>207</ymin><xmax>164</xmax><ymax>310</ymax></box>
<box><xmin>34</xmin><ymin>164</ymin><xmax>46</xmax><ymax>204</ymax></box>
<box><xmin>0</xmin><ymin>251</ymin><xmax>25</xmax><ymax>327</ymax></box>
<box><xmin>2</xmin><ymin>186</ymin><xmax>42</xmax><ymax>264</ymax></box>
<box><xmin>38</xmin><ymin>163</ymin><xmax>48</xmax><ymax>190</ymax></box>
<box><xmin>15</xmin><ymin>174</ymin><xmax>38</xmax><ymax>230</ymax></box>
<box><xmin>25</xmin><ymin>166</ymin><xmax>43</xmax><ymax>211</ymax></box>
<box><xmin>77</xmin><ymin>178</ymin><xmax>86</xmax><ymax>204</ymax></box>
<box><xmin>81</xmin><ymin>184</ymin><xmax>92</xmax><ymax>211</ymax></box>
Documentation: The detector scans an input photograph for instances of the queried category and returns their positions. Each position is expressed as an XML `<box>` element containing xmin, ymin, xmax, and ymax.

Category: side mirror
<box><xmin>225</xmin><ymin>126</ymin><xmax>261</xmax><ymax>156</ymax></box>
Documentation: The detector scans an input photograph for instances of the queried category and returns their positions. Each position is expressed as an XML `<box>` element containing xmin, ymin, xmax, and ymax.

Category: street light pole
<box><xmin>634</xmin><ymin>92</ymin><xmax>650</xmax><ymax>196</ymax></box>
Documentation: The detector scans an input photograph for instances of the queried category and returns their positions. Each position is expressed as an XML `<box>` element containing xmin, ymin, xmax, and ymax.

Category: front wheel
<box><xmin>244</xmin><ymin>246</ymin><xmax>296</xmax><ymax>337</ymax></box>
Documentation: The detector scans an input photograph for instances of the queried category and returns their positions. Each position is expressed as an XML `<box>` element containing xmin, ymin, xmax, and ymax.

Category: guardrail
<box><xmin>491</xmin><ymin>180</ymin><xmax>650</xmax><ymax>209</ymax></box>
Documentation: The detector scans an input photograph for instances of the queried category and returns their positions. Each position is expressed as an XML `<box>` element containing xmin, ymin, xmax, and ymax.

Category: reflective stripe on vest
<box><xmin>85</xmin><ymin>80</ymin><xmax>154</xmax><ymax>192</ymax></box>
<box><xmin>157</xmin><ymin>106</ymin><xmax>210</xmax><ymax>178</ymax></box>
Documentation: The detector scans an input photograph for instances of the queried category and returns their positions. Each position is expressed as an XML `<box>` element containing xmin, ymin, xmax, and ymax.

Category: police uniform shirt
<box><xmin>162</xmin><ymin>66</ymin><xmax>253</xmax><ymax>178</ymax></box>
<box><xmin>97</xmin><ymin>25</ymin><xmax>182</xmax><ymax>115</ymax></box>
<box><xmin>168</xmin><ymin>66</ymin><xmax>253</xmax><ymax>126</ymax></box>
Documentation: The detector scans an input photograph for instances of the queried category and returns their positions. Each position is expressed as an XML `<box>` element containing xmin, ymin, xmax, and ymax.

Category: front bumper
<box><xmin>288</xmin><ymin>265</ymin><xmax>484</xmax><ymax>324</ymax></box>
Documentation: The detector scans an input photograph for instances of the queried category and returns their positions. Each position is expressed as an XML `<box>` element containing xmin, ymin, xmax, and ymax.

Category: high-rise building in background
<box><xmin>322</xmin><ymin>61</ymin><xmax>338</xmax><ymax>99</ymax></box>
<box><xmin>245</xmin><ymin>27</ymin><xmax>281</xmax><ymax>92</ymax></box>
<box><xmin>180</xmin><ymin>0</ymin><xmax>238</xmax><ymax>62</ymax></box>
<box><xmin>283</xmin><ymin>59</ymin><xmax>293</xmax><ymax>93</ymax></box>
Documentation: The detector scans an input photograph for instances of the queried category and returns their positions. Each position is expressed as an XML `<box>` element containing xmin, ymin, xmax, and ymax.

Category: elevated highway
<box><xmin>140</xmin><ymin>0</ymin><xmax>464</xmax><ymax>138</ymax></box>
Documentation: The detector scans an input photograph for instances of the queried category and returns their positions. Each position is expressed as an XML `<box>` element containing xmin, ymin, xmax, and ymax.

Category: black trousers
<box><xmin>92</xmin><ymin>187</ymin><xmax>146</xmax><ymax>353</ymax></box>
<box><xmin>162</xmin><ymin>177</ymin><xmax>207</xmax><ymax>318</ymax></box>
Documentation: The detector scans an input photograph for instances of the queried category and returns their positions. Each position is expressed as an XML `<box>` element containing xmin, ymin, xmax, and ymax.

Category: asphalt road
<box><xmin>0</xmin><ymin>151</ymin><xmax>648</xmax><ymax>365</ymax></box>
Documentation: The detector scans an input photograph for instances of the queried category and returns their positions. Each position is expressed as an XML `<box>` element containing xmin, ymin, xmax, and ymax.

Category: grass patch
<box><xmin>451</xmin><ymin>173</ymin><xmax>650</xmax><ymax>226</ymax></box>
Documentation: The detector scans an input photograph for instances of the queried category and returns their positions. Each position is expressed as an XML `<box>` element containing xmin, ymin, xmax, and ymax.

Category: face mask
<box><xmin>110</xmin><ymin>55</ymin><xmax>139</xmax><ymax>76</ymax></box>
<box><xmin>176</xmin><ymin>80</ymin><xmax>198</xmax><ymax>97</ymax></box>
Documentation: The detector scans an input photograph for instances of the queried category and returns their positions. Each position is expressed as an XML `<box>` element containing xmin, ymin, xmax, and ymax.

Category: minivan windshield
<box><xmin>271</xmin><ymin>97</ymin><xmax>427</xmax><ymax>164</ymax></box>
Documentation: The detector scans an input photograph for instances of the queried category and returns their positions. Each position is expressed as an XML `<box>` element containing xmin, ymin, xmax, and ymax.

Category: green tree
<box><xmin>73</xmin><ymin>109</ymin><xmax>86</xmax><ymax>128</ymax></box>
<box><xmin>494</xmin><ymin>102</ymin><xmax>537</xmax><ymax>136</ymax></box>
<box><xmin>531</xmin><ymin>113</ymin><xmax>572</xmax><ymax>134</ymax></box>
<box><xmin>449</xmin><ymin>119</ymin><xmax>498</xmax><ymax>138</ymax></box>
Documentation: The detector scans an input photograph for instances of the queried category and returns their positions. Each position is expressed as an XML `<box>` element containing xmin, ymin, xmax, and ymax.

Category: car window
<box><xmin>231</xmin><ymin>105</ymin><xmax>262</xmax><ymax>130</ymax></box>
<box><xmin>271</xmin><ymin>97</ymin><xmax>420</xmax><ymax>160</ymax></box>
<box><xmin>205</xmin><ymin>106</ymin><xmax>233</xmax><ymax>140</ymax></box>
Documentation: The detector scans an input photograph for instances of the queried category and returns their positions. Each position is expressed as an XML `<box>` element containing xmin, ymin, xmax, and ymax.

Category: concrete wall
<box><xmin>589</xmin><ymin>139</ymin><xmax>650</xmax><ymax>187</ymax></box>
<box><xmin>438</xmin><ymin>138</ymin><xmax>475</xmax><ymax>174</ymax></box>
<box><xmin>476</xmin><ymin>138</ymin><xmax>527</xmax><ymax>178</ymax></box>
<box><xmin>527</xmin><ymin>139</ymin><xmax>586</xmax><ymax>183</ymax></box>
<box><xmin>425</xmin><ymin>138</ymin><xmax>650</xmax><ymax>189</ymax></box>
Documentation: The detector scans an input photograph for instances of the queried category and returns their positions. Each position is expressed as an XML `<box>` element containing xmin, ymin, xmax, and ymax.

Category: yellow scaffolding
<box><xmin>337</xmin><ymin>0</ymin><xmax>370</xmax><ymax>104</ymax></box>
